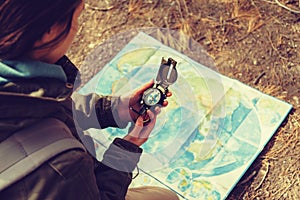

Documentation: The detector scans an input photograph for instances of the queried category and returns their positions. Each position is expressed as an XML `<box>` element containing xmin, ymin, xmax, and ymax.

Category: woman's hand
<box><xmin>117</xmin><ymin>80</ymin><xmax>171</xmax><ymax>124</ymax></box>
<box><xmin>123</xmin><ymin>108</ymin><xmax>160</xmax><ymax>146</ymax></box>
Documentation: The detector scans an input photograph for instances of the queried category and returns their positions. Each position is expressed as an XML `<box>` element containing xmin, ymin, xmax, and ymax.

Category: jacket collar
<box><xmin>0</xmin><ymin>56</ymin><xmax>80</xmax><ymax>101</ymax></box>
<box><xmin>0</xmin><ymin>55</ymin><xmax>79</xmax><ymax>86</ymax></box>
<box><xmin>0</xmin><ymin>59</ymin><xmax>66</xmax><ymax>85</ymax></box>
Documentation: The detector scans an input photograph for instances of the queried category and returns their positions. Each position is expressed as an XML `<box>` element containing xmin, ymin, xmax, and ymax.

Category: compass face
<box><xmin>142</xmin><ymin>88</ymin><xmax>162</xmax><ymax>106</ymax></box>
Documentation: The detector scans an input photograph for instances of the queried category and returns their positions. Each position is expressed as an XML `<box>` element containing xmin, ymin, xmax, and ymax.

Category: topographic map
<box><xmin>79</xmin><ymin>32</ymin><xmax>292</xmax><ymax>200</ymax></box>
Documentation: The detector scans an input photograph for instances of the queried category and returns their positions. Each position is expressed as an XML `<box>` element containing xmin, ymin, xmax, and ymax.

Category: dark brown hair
<box><xmin>0</xmin><ymin>0</ymin><xmax>82</xmax><ymax>60</ymax></box>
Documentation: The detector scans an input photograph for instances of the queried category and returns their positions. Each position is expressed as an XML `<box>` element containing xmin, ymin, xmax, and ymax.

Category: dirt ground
<box><xmin>68</xmin><ymin>0</ymin><xmax>300</xmax><ymax>199</ymax></box>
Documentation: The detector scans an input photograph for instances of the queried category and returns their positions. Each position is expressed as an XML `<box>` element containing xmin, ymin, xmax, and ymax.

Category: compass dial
<box><xmin>142</xmin><ymin>88</ymin><xmax>162</xmax><ymax>106</ymax></box>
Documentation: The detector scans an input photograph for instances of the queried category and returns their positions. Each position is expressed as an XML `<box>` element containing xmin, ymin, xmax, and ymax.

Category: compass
<box><xmin>135</xmin><ymin>57</ymin><xmax>178</xmax><ymax>119</ymax></box>
<box><xmin>142</xmin><ymin>88</ymin><xmax>162</xmax><ymax>106</ymax></box>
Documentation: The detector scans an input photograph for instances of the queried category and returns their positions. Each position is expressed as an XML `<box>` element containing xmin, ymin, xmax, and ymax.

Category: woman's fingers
<box><xmin>154</xmin><ymin>106</ymin><xmax>161</xmax><ymax>114</ymax></box>
<box><xmin>129</xmin><ymin>116</ymin><xmax>143</xmax><ymax>137</ymax></box>
<box><xmin>162</xmin><ymin>100</ymin><xmax>168</xmax><ymax>107</ymax></box>
<box><xmin>124</xmin><ymin>109</ymin><xmax>158</xmax><ymax>146</ymax></box>
<box><xmin>139</xmin><ymin>110</ymin><xmax>156</xmax><ymax>138</ymax></box>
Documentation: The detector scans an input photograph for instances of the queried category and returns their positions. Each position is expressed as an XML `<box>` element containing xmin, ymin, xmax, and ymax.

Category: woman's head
<box><xmin>0</xmin><ymin>0</ymin><xmax>84</xmax><ymax>63</ymax></box>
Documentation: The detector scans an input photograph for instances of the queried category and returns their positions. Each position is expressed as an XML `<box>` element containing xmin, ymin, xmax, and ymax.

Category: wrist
<box><xmin>123</xmin><ymin>135</ymin><xmax>140</xmax><ymax>147</ymax></box>
<box><xmin>109</xmin><ymin>96</ymin><xmax>129</xmax><ymax>128</ymax></box>
<box><xmin>117</xmin><ymin>96</ymin><xmax>132</xmax><ymax>123</ymax></box>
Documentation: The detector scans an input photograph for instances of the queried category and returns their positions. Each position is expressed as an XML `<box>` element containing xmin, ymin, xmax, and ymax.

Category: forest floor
<box><xmin>68</xmin><ymin>0</ymin><xmax>300</xmax><ymax>199</ymax></box>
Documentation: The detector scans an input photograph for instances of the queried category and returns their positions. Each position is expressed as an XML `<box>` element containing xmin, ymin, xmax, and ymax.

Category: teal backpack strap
<box><xmin>0</xmin><ymin>118</ymin><xmax>86</xmax><ymax>191</ymax></box>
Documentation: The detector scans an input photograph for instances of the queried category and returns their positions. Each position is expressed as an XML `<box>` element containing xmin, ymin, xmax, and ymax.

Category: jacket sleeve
<box><xmin>95</xmin><ymin>138</ymin><xmax>142</xmax><ymax>200</ymax></box>
<box><xmin>71</xmin><ymin>92</ymin><xmax>128</xmax><ymax>130</ymax></box>
<box><xmin>72</xmin><ymin>92</ymin><xmax>142</xmax><ymax>199</ymax></box>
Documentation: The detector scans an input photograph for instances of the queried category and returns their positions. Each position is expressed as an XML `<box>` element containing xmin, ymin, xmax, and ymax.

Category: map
<box><xmin>79</xmin><ymin>32</ymin><xmax>292</xmax><ymax>200</ymax></box>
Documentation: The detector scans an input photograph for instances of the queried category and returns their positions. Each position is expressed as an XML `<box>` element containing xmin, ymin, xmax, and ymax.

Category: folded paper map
<box><xmin>79</xmin><ymin>32</ymin><xmax>292</xmax><ymax>200</ymax></box>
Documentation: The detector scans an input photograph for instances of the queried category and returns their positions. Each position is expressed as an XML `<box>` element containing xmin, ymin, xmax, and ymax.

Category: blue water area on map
<box><xmin>167</xmin><ymin>99</ymin><xmax>261</xmax><ymax>177</ymax></box>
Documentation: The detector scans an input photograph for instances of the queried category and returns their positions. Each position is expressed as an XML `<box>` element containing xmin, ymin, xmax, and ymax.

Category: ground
<box><xmin>68</xmin><ymin>0</ymin><xmax>300</xmax><ymax>199</ymax></box>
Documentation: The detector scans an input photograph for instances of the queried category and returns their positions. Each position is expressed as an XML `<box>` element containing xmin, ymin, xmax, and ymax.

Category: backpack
<box><xmin>0</xmin><ymin>118</ymin><xmax>86</xmax><ymax>191</ymax></box>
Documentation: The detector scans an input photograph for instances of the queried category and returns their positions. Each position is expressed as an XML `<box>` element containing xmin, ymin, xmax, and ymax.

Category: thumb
<box><xmin>128</xmin><ymin>116</ymin><xmax>143</xmax><ymax>138</ymax></box>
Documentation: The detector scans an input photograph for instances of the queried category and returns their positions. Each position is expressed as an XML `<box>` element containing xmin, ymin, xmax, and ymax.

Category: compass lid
<box><xmin>156</xmin><ymin>57</ymin><xmax>178</xmax><ymax>89</ymax></box>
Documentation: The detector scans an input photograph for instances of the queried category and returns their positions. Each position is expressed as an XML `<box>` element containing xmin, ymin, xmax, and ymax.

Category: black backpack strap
<box><xmin>0</xmin><ymin>118</ymin><xmax>86</xmax><ymax>191</ymax></box>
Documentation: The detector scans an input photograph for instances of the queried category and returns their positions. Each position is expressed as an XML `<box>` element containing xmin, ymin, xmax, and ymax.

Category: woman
<box><xmin>0</xmin><ymin>0</ymin><xmax>179</xmax><ymax>199</ymax></box>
